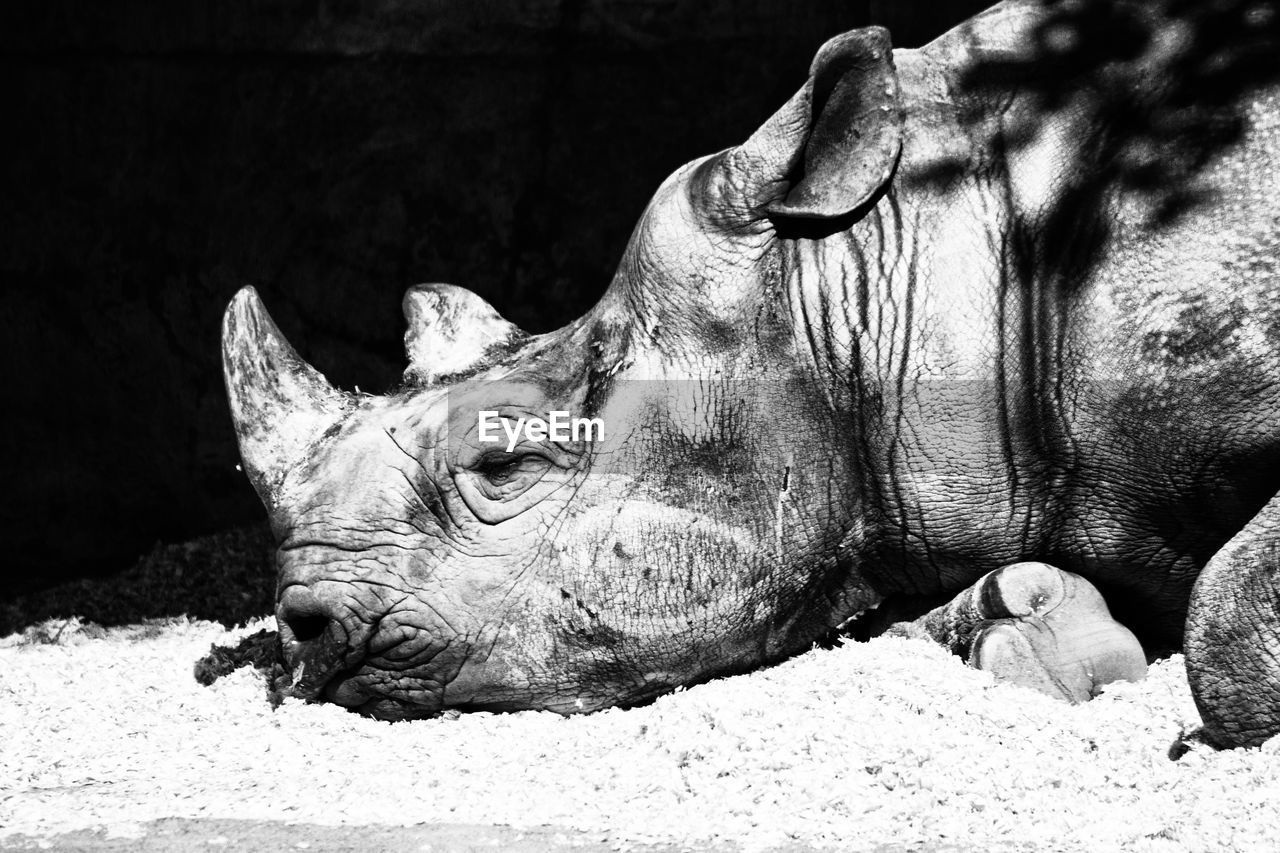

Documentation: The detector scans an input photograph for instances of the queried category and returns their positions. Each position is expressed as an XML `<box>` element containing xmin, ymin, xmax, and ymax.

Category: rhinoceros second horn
<box><xmin>401</xmin><ymin>283</ymin><xmax>525</xmax><ymax>385</ymax></box>
<box><xmin>221</xmin><ymin>285</ymin><xmax>349</xmax><ymax>505</ymax></box>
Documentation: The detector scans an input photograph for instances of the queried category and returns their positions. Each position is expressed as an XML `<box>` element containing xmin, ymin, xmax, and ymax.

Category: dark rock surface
<box><xmin>0</xmin><ymin>526</ymin><xmax>275</xmax><ymax>636</ymax></box>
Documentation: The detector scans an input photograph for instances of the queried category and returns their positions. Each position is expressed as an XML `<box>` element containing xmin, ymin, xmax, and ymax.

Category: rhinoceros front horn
<box><xmin>221</xmin><ymin>286</ymin><xmax>350</xmax><ymax>506</ymax></box>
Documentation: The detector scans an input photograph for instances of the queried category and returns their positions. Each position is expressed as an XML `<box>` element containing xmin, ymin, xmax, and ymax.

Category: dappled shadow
<box><xmin>919</xmin><ymin>0</ymin><xmax>1279</xmax><ymax>287</ymax></box>
<box><xmin>970</xmin><ymin>0</ymin><xmax>1277</xmax><ymax>221</ymax></box>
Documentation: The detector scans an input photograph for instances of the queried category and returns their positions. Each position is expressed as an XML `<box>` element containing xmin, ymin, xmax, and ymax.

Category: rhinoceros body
<box><xmin>222</xmin><ymin>0</ymin><xmax>1280</xmax><ymax>746</ymax></box>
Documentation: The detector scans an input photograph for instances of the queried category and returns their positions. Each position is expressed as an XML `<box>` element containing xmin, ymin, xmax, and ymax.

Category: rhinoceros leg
<box><xmin>1185</xmin><ymin>491</ymin><xmax>1280</xmax><ymax>748</ymax></box>
<box><xmin>892</xmin><ymin>562</ymin><xmax>1147</xmax><ymax>702</ymax></box>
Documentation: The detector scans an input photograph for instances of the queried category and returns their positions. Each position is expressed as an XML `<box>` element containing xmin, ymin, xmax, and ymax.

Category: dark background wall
<box><xmin>0</xmin><ymin>0</ymin><xmax>989</xmax><ymax>605</ymax></box>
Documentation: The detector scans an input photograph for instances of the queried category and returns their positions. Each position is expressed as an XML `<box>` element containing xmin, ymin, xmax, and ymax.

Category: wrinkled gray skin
<box><xmin>223</xmin><ymin>1</ymin><xmax>1280</xmax><ymax>745</ymax></box>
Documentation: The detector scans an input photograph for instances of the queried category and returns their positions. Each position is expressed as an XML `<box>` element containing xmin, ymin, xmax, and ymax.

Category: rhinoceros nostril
<box><xmin>278</xmin><ymin>585</ymin><xmax>332</xmax><ymax>644</ymax></box>
<box><xmin>287</xmin><ymin>612</ymin><xmax>330</xmax><ymax>643</ymax></box>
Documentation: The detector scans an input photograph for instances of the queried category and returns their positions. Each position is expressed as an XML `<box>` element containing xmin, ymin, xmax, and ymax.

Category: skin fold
<box><xmin>222</xmin><ymin>0</ymin><xmax>1280</xmax><ymax>746</ymax></box>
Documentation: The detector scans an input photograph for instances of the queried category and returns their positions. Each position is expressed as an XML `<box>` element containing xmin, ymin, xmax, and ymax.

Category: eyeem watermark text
<box><xmin>478</xmin><ymin>411</ymin><xmax>605</xmax><ymax>451</ymax></box>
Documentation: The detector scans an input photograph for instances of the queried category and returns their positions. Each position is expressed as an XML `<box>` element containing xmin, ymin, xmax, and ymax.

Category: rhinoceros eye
<box><xmin>448</xmin><ymin>401</ymin><xmax>586</xmax><ymax>523</ymax></box>
<box><xmin>480</xmin><ymin>456</ymin><xmax>521</xmax><ymax>484</ymax></box>
<box><xmin>454</xmin><ymin>447</ymin><xmax>570</xmax><ymax>524</ymax></box>
<box><xmin>475</xmin><ymin>451</ymin><xmax>550</xmax><ymax>487</ymax></box>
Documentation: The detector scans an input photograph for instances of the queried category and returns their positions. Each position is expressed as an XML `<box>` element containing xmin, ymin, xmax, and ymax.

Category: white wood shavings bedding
<box><xmin>2</xmin><ymin>617</ymin><xmax>1279</xmax><ymax>851</ymax></box>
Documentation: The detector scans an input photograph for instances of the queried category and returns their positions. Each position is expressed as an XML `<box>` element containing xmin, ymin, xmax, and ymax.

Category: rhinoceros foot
<box><xmin>1185</xmin><ymin>491</ymin><xmax>1280</xmax><ymax>749</ymax></box>
<box><xmin>894</xmin><ymin>562</ymin><xmax>1148</xmax><ymax>703</ymax></box>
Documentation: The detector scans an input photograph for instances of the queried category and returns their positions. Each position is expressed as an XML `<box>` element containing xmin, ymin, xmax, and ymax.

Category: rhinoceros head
<box><xmin>223</xmin><ymin>27</ymin><xmax>903</xmax><ymax>719</ymax></box>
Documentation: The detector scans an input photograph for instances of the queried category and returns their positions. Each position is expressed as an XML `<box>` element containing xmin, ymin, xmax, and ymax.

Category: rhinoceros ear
<box><xmin>222</xmin><ymin>286</ymin><xmax>350</xmax><ymax>505</ymax></box>
<box><xmin>712</xmin><ymin>26</ymin><xmax>903</xmax><ymax>221</ymax></box>
<box><xmin>402</xmin><ymin>284</ymin><xmax>526</xmax><ymax>385</ymax></box>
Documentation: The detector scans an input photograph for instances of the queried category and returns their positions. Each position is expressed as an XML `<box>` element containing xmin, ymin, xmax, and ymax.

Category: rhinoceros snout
<box><xmin>276</xmin><ymin>584</ymin><xmax>362</xmax><ymax>701</ymax></box>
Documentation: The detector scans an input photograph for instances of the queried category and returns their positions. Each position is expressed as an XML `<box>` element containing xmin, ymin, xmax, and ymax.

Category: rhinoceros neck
<box><xmin>778</xmin><ymin>180</ymin><xmax>1090</xmax><ymax>595</ymax></box>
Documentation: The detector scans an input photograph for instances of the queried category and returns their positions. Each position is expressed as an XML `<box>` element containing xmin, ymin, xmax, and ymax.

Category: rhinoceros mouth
<box><xmin>318</xmin><ymin>669</ymin><xmax>377</xmax><ymax>708</ymax></box>
<box><xmin>272</xmin><ymin>661</ymin><xmax>451</xmax><ymax>719</ymax></box>
<box><xmin>296</xmin><ymin>631</ymin><xmax>475</xmax><ymax>719</ymax></box>
<box><xmin>316</xmin><ymin>673</ymin><xmax>445</xmax><ymax>719</ymax></box>
<box><xmin>307</xmin><ymin>656</ymin><xmax>596</xmax><ymax>719</ymax></box>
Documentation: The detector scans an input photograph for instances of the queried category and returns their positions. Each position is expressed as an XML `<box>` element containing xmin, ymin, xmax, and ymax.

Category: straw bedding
<box><xmin>2</xmin><ymin>616</ymin><xmax>1279</xmax><ymax>851</ymax></box>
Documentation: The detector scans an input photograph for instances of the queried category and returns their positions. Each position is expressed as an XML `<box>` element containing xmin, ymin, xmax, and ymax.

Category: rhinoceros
<box><xmin>221</xmin><ymin>0</ymin><xmax>1280</xmax><ymax>747</ymax></box>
